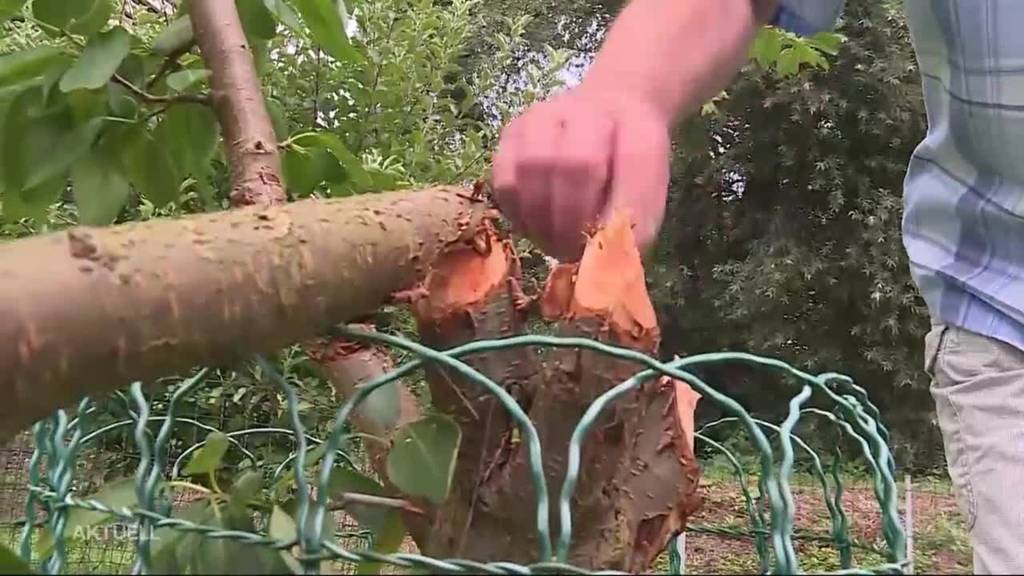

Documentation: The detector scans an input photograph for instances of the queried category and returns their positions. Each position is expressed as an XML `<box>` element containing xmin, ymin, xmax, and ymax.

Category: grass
<box><xmin>678</xmin><ymin>471</ymin><xmax>971</xmax><ymax>574</ymax></box>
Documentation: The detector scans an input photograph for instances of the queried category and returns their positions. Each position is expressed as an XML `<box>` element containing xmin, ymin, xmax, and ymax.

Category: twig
<box><xmin>147</xmin><ymin>43</ymin><xmax>196</xmax><ymax>90</ymax></box>
<box><xmin>328</xmin><ymin>492</ymin><xmax>424</xmax><ymax>515</ymax></box>
<box><xmin>114</xmin><ymin>73</ymin><xmax>209</xmax><ymax>105</ymax></box>
<box><xmin>449</xmin><ymin>149</ymin><xmax>489</xmax><ymax>184</ymax></box>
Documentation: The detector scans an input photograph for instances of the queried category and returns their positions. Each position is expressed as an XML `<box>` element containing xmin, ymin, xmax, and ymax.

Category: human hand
<box><xmin>492</xmin><ymin>87</ymin><xmax>671</xmax><ymax>261</ymax></box>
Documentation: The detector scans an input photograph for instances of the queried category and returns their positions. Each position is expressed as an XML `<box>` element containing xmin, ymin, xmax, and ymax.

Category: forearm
<box><xmin>580</xmin><ymin>0</ymin><xmax>777</xmax><ymax>124</ymax></box>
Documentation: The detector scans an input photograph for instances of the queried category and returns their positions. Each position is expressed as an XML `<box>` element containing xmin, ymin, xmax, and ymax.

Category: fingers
<box><xmin>549</xmin><ymin>115</ymin><xmax>614</xmax><ymax>258</ymax></box>
<box><xmin>492</xmin><ymin>100</ymin><xmax>617</xmax><ymax>261</ymax></box>
<box><xmin>514</xmin><ymin>106</ymin><xmax>563</xmax><ymax>244</ymax></box>
<box><xmin>600</xmin><ymin>115</ymin><xmax>671</xmax><ymax>253</ymax></box>
<box><xmin>492</xmin><ymin>118</ymin><xmax>524</xmax><ymax>227</ymax></box>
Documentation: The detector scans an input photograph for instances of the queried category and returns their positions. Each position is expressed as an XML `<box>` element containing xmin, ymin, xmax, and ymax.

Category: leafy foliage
<box><xmin>648</xmin><ymin>0</ymin><xmax>940</xmax><ymax>466</ymax></box>
<box><xmin>1</xmin><ymin>1</ymin><xmax>569</xmax><ymax>569</ymax></box>
<box><xmin>386</xmin><ymin>414</ymin><xmax>461</xmax><ymax>504</ymax></box>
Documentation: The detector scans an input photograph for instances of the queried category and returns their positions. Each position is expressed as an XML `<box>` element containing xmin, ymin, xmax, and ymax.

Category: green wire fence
<box><xmin>11</xmin><ymin>326</ymin><xmax>909</xmax><ymax>574</ymax></box>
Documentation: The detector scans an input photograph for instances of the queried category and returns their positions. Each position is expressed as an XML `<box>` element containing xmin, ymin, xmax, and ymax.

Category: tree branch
<box><xmin>190</xmin><ymin>0</ymin><xmax>286</xmax><ymax>206</ymax></box>
<box><xmin>0</xmin><ymin>187</ymin><xmax>490</xmax><ymax>443</ymax></box>
<box><xmin>328</xmin><ymin>492</ymin><xmax>425</xmax><ymax>515</ymax></box>
<box><xmin>146</xmin><ymin>42</ymin><xmax>196</xmax><ymax>90</ymax></box>
<box><xmin>113</xmin><ymin>73</ymin><xmax>209</xmax><ymax>105</ymax></box>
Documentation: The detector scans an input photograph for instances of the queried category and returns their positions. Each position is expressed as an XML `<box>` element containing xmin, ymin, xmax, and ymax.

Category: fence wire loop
<box><xmin>16</xmin><ymin>328</ymin><xmax>908</xmax><ymax>575</ymax></box>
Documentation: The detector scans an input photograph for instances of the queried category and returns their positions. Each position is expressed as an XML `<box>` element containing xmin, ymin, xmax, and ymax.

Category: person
<box><xmin>492</xmin><ymin>0</ymin><xmax>1024</xmax><ymax>573</ymax></box>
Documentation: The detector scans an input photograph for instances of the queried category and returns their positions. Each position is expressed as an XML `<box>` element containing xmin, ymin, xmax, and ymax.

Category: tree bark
<box><xmin>403</xmin><ymin>213</ymin><xmax>703</xmax><ymax>571</ymax></box>
<box><xmin>191</xmin><ymin>0</ymin><xmax>286</xmax><ymax>207</ymax></box>
<box><xmin>191</xmin><ymin>0</ymin><xmax>417</xmax><ymax>472</ymax></box>
<box><xmin>0</xmin><ymin>187</ymin><xmax>487</xmax><ymax>441</ymax></box>
<box><xmin>307</xmin><ymin>324</ymin><xmax>423</xmax><ymax>474</ymax></box>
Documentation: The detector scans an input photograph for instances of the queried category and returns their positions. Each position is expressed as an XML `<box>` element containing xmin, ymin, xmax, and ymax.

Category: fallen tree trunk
<box><xmin>403</xmin><ymin>213</ymin><xmax>703</xmax><ymax>571</ymax></box>
<box><xmin>0</xmin><ymin>187</ymin><xmax>487</xmax><ymax>441</ymax></box>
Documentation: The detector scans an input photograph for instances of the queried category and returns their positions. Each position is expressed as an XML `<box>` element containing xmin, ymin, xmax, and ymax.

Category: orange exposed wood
<box><xmin>407</xmin><ymin>210</ymin><xmax>702</xmax><ymax>571</ymax></box>
<box><xmin>541</xmin><ymin>212</ymin><xmax>659</xmax><ymax>348</ymax></box>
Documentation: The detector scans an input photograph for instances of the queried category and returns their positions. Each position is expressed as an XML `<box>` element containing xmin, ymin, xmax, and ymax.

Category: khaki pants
<box><xmin>925</xmin><ymin>324</ymin><xmax>1024</xmax><ymax>574</ymax></box>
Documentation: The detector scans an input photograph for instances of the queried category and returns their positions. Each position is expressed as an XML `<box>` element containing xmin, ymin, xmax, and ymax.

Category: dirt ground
<box><xmin>680</xmin><ymin>475</ymin><xmax>971</xmax><ymax>574</ymax></box>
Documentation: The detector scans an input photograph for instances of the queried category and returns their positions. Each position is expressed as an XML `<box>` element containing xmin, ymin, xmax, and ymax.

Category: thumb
<box><xmin>599</xmin><ymin>119</ymin><xmax>671</xmax><ymax>252</ymax></box>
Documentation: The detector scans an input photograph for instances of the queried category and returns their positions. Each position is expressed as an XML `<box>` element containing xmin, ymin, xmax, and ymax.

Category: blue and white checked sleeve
<box><xmin>771</xmin><ymin>0</ymin><xmax>844</xmax><ymax>36</ymax></box>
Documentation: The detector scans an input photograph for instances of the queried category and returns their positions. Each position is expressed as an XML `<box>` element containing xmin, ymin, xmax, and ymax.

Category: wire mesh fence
<box><xmin>2</xmin><ymin>327</ymin><xmax>911</xmax><ymax>574</ymax></box>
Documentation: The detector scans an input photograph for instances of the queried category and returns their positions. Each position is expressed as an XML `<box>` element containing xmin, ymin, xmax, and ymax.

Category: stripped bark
<box><xmin>403</xmin><ymin>213</ymin><xmax>703</xmax><ymax>571</ymax></box>
<box><xmin>400</xmin><ymin>220</ymin><xmax>541</xmax><ymax>557</ymax></box>
<box><xmin>191</xmin><ymin>0</ymin><xmax>285</xmax><ymax>206</ymax></box>
<box><xmin>0</xmin><ymin>187</ymin><xmax>488</xmax><ymax>441</ymax></box>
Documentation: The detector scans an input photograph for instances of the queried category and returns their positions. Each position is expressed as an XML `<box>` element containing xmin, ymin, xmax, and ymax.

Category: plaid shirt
<box><xmin>775</xmin><ymin>0</ymin><xmax>1024</xmax><ymax>351</ymax></box>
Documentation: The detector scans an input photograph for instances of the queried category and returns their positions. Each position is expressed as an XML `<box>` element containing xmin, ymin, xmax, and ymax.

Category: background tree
<box><xmin>646</xmin><ymin>0</ymin><xmax>941</xmax><ymax>467</ymax></box>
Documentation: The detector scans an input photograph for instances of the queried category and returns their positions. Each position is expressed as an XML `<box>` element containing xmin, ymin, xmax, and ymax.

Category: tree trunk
<box><xmin>0</xmin><ymin>187</ymin><xmax>487</xmax><ymax>441</ymax></box>
<box><xmin>403</xmin><ymin>213</ymin><xmax>703</xmax><ymax>571</ymax></box>
<box><xmin>191</xmin><ymin>0</ymin><xmax>414</xmax><ymax>462</ymax></box>
<box><xmin>307</xmin><ymin>325</ymin><xmax>422</xmax><ymax>474</ymax></box>
<box><xmin>191</xmin><ymin>0</ymin><xmax>286</xmax><ymax>207</ymax></box>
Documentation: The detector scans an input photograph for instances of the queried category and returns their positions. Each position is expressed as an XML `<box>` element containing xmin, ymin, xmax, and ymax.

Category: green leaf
<box><xmin>2</xmin><ymin>89</ymin><xmax>104</xmax><ymax>193</ymax></box>
<box><xmin>775</xmin><ymin>47</ymin><xmax>800</xmax><ymax>77</ymax></box>
<box><xmin>314</xmin><ymin>134</ymin><xmax>372</xmax><ymax>190</ymax></box>
<box><xmin>59</xmin><ymin>26</ymin><xmax>132</xmax><ymax>92</ymax></box>
<box><xmin>282</xmin><ymin>146</ymin><xmax>337</xmax><ymax>198</ymax></box>
<box><xmin>270</xmin><ymin>442</ymin><xmax>329</xmax><ymax>498</ymax></box>
<box><xmin>327</xmin><ymin>468</ymin><xmax>389</xmax><ymax>532</ymax></box>
<box><xmin>32</xmin><ymin>0</ymin><xmax>92</xmax><ymax>29</ymax></box>
<box><xmin>107</xmin><ymin>83</ymin><xmax>138</xmax><ymax>119</ymax></box>
<box><xmin>356</xmin><ymin>512</ymin><xmax>404</xmax><ymax>575</ymax></box>
<box><xmin>151</xmin><ymin>16</ymin><xmax>194</xmax><ymax>56</ymax></box>
<box><xmin>281</xmin><ymin>496</ymin><xmax>335</xmax><ymax>544</ymax></box>
<box><xmin>31</xmin><ymin>117</ymin><xmax>104</xmax><ymax>190</ymax></box>
<box><xmin>290</xmin><ymin>0</ymin><xmax>362</xmax><ymax>64</ymax></box>
<box><xmin>236</xmin><ymin>0</ymin><xmax>277</xmax><ymax>40</ymax></box>
<box><xmin>266</xmin><ymin>97</ymin><xmax>289</xmax><ymax>140</ymax></box>
<box><xmin>750</xmin><ymin>28</ymin><xmax>783</xmax><ymax>70</ymax></box>
<box><xmin>194</xmin><ymin>500</ymin><xmax>283</xmax><ymax>575</ymax></box>
<box><xmin>251</xmin><ymin>38</ymin><xmax>271</xmax><ymax>76</ymax></box>
<box><xmin>294</xmin><ymin>132</ymin><xmax>372</xmax><ymax>191</ymax></box>
<box><xmin>121</xmin><ymin>125</ymin><xmax>181</xmax><ymax>208</ymax></box>
<box><xmin>184</xmin><ymin>432</ymin><xmax>230</xmax><ymax>476</ymax></box>
<box><xmin>153</xmin><ymin>103</ymin><xmax>219</xmax><ymax>179</ymax></box>
<box><xmin>0</xmin><ymin>0</ymin><xmax>27</xmax><ymax>24</ymax></box>
<box><xmin>0</xmin><ymin>542</ymin><xmax>33</xmax><ymax>574</ymax></box>
<box><xmin>227</xmin><ymin>471</ymin><xmax>264</xmax><ymax>509</ymax></box>
<box><xmin>386</xmin><ymin>415</ymin><xmax>461</xmax><ymax>504</ymax></box>
<box><xmin>150</xmin><ymin>499</ymin><xmax>210</xmax><ymax>574</ymax></box>
<box><xmin>37</xmin><ymin>478</ymin><xmax>138</xmax><ymax>557</ymax></box>
<box><xmin>0</xmin><ymin>46</ymin><xmax>67</xmax><ymax>91</ymax></box>
<box><xmin>71</xmin><ymin>146</ymin><xmax>131</xmax><ymax>225</ymax></box>
<box><xmin>806</xmin><ymin>32</ymin><xmax>845</xmax><ymax>56</ymax></box>
<box><xmin>269</xmin><ymin>505</ymin><xmax>298</xmax><ymax>541</ymax></box>
<box><xmin>2</xmin><ymin>177</ymin><xmax>63</xmax><ymax>222</ymax></box>
<box><xmin>268</xmin><ymin>506</ymin><xmax>304</xmax><ymax>574</ymax></box>
<box><xmin>1</xmin><ymin>89</ymin><xmax>39</xmax><ymax>193</ymax></box>
<box><xmin>67</xmin><ymin>0</ymin><xmax>114</xmax><ymax>37</ymax></box>
<box><xmin>165</xmin><ymin>68</ymin><xmax>211</xmax><ymax>92</ymax></box>
<box><xmin>262</xmin><ymin>0</ymin><xmax>302</xmax><ymax>34</ymax></box>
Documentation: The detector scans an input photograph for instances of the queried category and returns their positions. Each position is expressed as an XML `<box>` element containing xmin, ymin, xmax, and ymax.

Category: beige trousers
<box><xmin>925</xmin><ymin>324</ymin><xmax>1024</xmax><ymax>574</ymax></box>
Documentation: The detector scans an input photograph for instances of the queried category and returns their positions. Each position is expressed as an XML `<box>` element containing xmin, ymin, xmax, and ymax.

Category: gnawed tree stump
<box><xmin>402</xmin><ymin>212</ymin><xmax>703</xmax><ymax>571</ymax></box>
